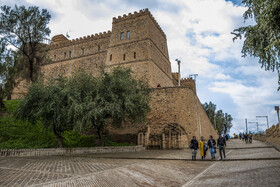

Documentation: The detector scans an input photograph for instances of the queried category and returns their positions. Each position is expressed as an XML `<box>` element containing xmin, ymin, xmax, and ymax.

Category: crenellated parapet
<box><xmin>112</xmin><ymin>8</ymin><xmax>166</xmax><ymax>39</ymax></box>
<box><xmin>181</xmin><ymin>78</ymin><xmax>196</xmax><ymax>94</ymax></box>
<box><xmin>50</xmin><ymin>31</ymin><xmax>112</xmax><ymax>49</ymax></box>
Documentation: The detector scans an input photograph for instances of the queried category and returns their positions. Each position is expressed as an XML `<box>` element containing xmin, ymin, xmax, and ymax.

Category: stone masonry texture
<box><xmin>11</xmin><ymin>8</ymin><xmax>218</xmax><ymax>148</ymax></box>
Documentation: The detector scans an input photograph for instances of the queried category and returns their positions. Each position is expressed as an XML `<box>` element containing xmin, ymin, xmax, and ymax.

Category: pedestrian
<box><xmin>249</xmin><ymin>132</ymin><xmax>253</xmax><ymax>143</ymax></box>
<box><xmin>244</xmin><ymin>133</ymin><xmax>248</xmax><ymax>144</ymax></box>
<box><xmin>217</xmin><ymin>134</ymin><xmax>226</xmax><ymax>160</ymax></box>
<box><xmin>198</xmin><ymin>136</ymin><xmax>205</xmax><ymax>160</ymax></box>
<box><xmin>207</xmin><ymin>135</ymin><xmax>216</xmax><ymax>159</ymax></box>
<box><xmin>203</xmin><ymin>140</ymin><xmax>208</xmax><ymax>158</ymax></box>
<box><xmin>190</xmin><ymin>136</ymin><xmax>199</xmax><ymax>160</ymax></box>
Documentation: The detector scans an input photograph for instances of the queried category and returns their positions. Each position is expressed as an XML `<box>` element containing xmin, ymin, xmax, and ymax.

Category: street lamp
<box><xmin>275</xmin><ymin>106</ymin><xmax>280</xmax><ymax>124</ymax></box>
<box><xmin>256</xmin><ymin>116</ymin><xmax>269</xmax><ymax>128</ymax></box>
<box><xmin>66</xmin><ymin>32</ymin><xmax>74</xmax><ymax>79</ymax></box>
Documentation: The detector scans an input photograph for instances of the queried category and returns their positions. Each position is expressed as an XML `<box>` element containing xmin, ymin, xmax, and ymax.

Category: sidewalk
<box><xmin>74</xmin><ymin>139</ymin><xmax>280</xmax><ymax>161</ymax></box>
<box><xmin>0</xmin><ymin>139</ymin><xmax>279</xmax><ymax>186</ymax></box>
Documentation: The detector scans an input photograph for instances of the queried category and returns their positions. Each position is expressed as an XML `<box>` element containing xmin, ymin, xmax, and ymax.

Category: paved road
<box><xmin>0</xmin><ymin>139</ymin><xmax>279</xmax><ymax>187</ymax></box>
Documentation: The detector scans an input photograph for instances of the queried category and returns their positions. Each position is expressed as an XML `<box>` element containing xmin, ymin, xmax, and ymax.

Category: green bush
<box><xmin>62</xmin><ymin>131</ymin><xmax>98</xmax><ymax>148</ymax></box>
<box><xmin>0</xmin><ymin>116</ymin><xmax>57</xmax><ymax>149</ymax></box>
<box><xmin>3</xmin><ymin>100</ymin><xmax>22</xmax><ymax>114</ymax></box>
<box><xmin>0</xmin><ymin>100</ymin><xmax>136</xmax><ymax>149</ymax></box>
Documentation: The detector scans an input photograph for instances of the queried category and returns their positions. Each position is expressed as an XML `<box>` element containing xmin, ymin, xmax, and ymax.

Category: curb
<box><xmin>71</xmin><ymin>154</ymin><xmax>280</xmax><ymax>162</ymax></box>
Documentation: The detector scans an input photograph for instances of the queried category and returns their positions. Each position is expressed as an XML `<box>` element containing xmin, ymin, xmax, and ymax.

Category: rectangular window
<box><xmin>134</xmin><ymin>52</ymin><xmax>136</xmax><ymax>59</ymax></box>
<box><xmin>54</xmin><ymin>54</ymin><xmax>56</xmax><ymax>60</ymax></box>
<box><xmin>120</xmin><ymin>32</ymin><xmax>124</xmax><ymax>40</ymax></box>
<box><xmin>64</xmin><ymin>52</ymin><xmax>66</xmax><ymax>58</ymax></box>
<box><xmin>98</xmin><ymin>45</ymin><xmax>100</xmax><ymax>52</ymax></box>
<box><xmin>69</xmin><ymin>51</ymin><xmax>72</xmax><ymax>58</ymax></box>
<box><xmin>127</xmin><ymin>31</ymin><xmax>130</xmax><ymax>39</ymax></box>
<box><xmin>81</xmin><ymin>48</ymin><xmax>84</xmax><ymax>55</ymax></box>
<box><xmin>110</xmin><ymin>54</ymin><xmax>112</xmax><ymax>61</ymax></box>
<box><xmin>123</xmin><ymin>54</ymin><xmax>126</xmax><ymax>61</ymax></box>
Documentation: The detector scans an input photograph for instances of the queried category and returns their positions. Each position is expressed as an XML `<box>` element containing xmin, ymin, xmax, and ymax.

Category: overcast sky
<box><xmin>2</xmin><ymin>0</ymin><xmax>280</xmax><ymax>135</ymax></box>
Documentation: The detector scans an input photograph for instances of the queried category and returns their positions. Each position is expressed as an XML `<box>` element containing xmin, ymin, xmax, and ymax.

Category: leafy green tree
<box><xmin>224</xmin><ymin>113</ymin><xmax>233</xmax><ymax>134</ymax></box>
<box><xmin>15</xmin><ymin>67</ymin><xmax>150</xmax><ymax>147</ymax></box>
<box><xmin>15</xmin><ymin>77</ymin><xmax>72</xmax><ymax>147</ymax></box>
<box><xmin>0</xmin><ymin>5</ymin><xmax>51</xmax><ymax>82</ymax></box>
<box><xmin>232</xmin><ymin>0</ymin><xmax>280</xmax><ymax>90</ymax></box>
<box><xmin>203</xmin><ymin>102</ymin><xmax>233</xmax><ymax>134</ymax></box>
<box><xmin>69</xmin><ymin>67</ymin><xmax>150</xmax><ymax>145</ymax></box>
<box><xmin>202</xmin><ymin>102</ymin><xmax>216</xmax><ymax>127</ymax></box>
<box><xmin>0</xmin><ymin>42</ymin><xmax>15</xmax><ymax>109</ymax></box>
<box><xmin>215</xmin><ymin>110</ymin><xmax>225</xmax><ymax>134</ymax></box>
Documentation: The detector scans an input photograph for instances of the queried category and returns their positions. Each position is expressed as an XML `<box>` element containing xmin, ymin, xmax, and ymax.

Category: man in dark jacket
<box><xmin>190</xmin><ymin>136</ymin><xmax>199</xmax><ymax>160</ymax></box>
<box><xmin>217</xmin><ymin>134</ymin><xmax>226</xmax><ymax>160</ymax></box>
<box><xmin>208</xmin><ymin>135</ymin><xmax>216</xmax><ymax>159</ymax></box>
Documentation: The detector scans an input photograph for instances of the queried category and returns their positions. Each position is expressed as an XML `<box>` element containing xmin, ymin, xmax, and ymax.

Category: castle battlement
<box><xmin>112</xmin><ymin>8</ymin><xmax>166</xmax><ymax>39</ymax></box>
<box><xmin>50</xmin><ymin>31</ymin><xmax>112</xmax><ymax>49</ymax></box>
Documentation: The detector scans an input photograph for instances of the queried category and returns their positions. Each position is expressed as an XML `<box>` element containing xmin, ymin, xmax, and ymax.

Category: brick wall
<box><xmin>266</xmin><ymin>124</ymin><xmax>280</xmax><ymax>149</ymax></box>
<box><xmin>111</xmin><ymin>86</ymin><xmax>218</xmax><ymax>149</ymax></box>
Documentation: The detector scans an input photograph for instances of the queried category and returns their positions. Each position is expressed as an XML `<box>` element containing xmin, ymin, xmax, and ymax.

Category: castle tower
<box><xmin>106</xmin><ymin>8</ymin><xmax>174</xmax><ymax>87</ymax></box>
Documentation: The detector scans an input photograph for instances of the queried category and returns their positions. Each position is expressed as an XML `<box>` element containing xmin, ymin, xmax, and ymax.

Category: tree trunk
<box><xmin>0</xmin><ymin>97</ymin><xmax>5</xmax><ymax>110</ymax></box>
<box><xmin>29</xmin><ymin>59</ymin><xmax>34</xmax><ymax>82</ymax></box>
<box><xmin>0</xmin><ymin>87</ymin><xmax>6</xmax><ymax>110</ymax></box>
<box><xmin>53</xmin><ymin>130</ymin><xmax>64</xmax><ymax>148</ymax></box>
<box><xmin>97</xmin><ymin>125</ymin><xmax>104</xmax><ymax>146</ymax></box>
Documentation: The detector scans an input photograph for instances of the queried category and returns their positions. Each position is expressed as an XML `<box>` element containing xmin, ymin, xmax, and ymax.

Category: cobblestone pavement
<box><xmin>0</xmin><ymin>139</ymin><xmax>279</xmax><ymax>186</ymax></box>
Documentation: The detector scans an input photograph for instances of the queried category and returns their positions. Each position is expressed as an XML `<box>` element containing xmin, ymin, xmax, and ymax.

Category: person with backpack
<box><xmin>190</xmin><ymin>136</ymin><xmax>199</xmax><ymax>160</ymax></box>
<box><xmin>199</xmin><ymin>136</ymin><xmax>206</xmax><ymax>160</ymax></box>
<box><xmin>207</xmin><ymin>135</ymin><xmax>216</xmax><ymax>159</ymax></box>
<box><xmin>217</xmin><ymin>134</ymin><xmax>226</xmax><ymax>160</ymax></box>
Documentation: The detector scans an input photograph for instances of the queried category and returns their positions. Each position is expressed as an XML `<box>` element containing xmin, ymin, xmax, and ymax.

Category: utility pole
<box><xmin>245</xmin><ymin>118</ymin><xmax>248</xmax><ymax>133</ymax></box>
<box><xmin>275</xmin><ymin>106</ymin><xmax>280</xmax><ymax>124</ymax></box>
<box><xmin>66</xmin><ymin>32</ymin><xmax>74</xmax><ymax>79</ymax></box>
<box><xmin>175</xmin><ymin>59</ymin><xmax>181</xmax><ymax>86</ymax></box>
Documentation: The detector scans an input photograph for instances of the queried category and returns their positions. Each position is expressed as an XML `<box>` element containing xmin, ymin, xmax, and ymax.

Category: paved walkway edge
<box><xmin>0</xmin><ymin>146</ymin><xmax>146</xmax><ymax>157</ymax></box>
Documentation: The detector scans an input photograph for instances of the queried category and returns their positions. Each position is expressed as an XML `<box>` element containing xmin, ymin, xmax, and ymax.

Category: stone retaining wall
<box><xmin>0</xmin><ymin>145</ymin><xmax>145</xmax><ymax>157</ymax></box>
<box><xmin>266</xmin><ymin>124</ymin><xmax>280</xmax><ymax>149</ymax></box>
<box><xmin>253</xmin><ymin>135</ymin><xmax>266</xmax><ymax>142</ymax></box>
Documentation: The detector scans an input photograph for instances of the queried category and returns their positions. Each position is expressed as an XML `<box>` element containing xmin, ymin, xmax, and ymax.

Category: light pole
<box><xmin>68</xmin><ymin>44</ymin><xmax>74</xmax><ymax>79</ymax></box>
<box><xmin>256</xmin><ymin>116</ymin><xmax>269</xmax><ymax>129</ymax></box>
<box><xmin>275</xmin><ymin>106</ymin><xmax>280</xmax><ymax>124</ymax></box>
<box><xmin>175</xmin><ymin>59</ymin><xmax>181</xmax><ymax>86</ymax></box>
<box><xmin>245</xmin><ymin>118</ymin><xmax>248</xmax><ymax>133</ymax></box>
<box><xmin>66</xmin><ymin>32</ymin><xmax>74</xmax><ymax>79</ymax></box>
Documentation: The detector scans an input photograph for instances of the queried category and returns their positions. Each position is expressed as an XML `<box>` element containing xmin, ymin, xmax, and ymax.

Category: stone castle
<box><xmin>12</xmin><ymin>8</ymin><xmax>217</xmax><ymax>149</ymax></box>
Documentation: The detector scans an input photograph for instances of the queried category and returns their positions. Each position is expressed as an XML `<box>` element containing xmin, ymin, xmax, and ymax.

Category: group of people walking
<box><xmin>239</xmin><ymin>132</ymin><xmax>253</xmax><ymax>143</ymax></box>
<box><xmin>190</xmin><ymin>134</ymin><xmax>227</xmax><ymax>160</ymax></box>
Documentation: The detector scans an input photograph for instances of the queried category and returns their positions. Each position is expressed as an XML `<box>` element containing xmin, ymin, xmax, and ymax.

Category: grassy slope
<box><xmin>0</xmin><ymin>100</ymin><xmax>135</xmax><ymax>149</ymax></box>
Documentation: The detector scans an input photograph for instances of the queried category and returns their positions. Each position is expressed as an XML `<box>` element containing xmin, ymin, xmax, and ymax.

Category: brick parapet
<box><xmin>112</xmin><ymin>8</ymin><xmax>166</xmax><ymax>39</ymax></box>
<box><xmin>50</xmin><ymin>31</ymin><xmax>112</xmax><ymax>49</ymax></box>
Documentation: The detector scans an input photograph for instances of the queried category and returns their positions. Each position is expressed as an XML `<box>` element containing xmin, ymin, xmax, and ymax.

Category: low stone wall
<box><xmin>266</xmin><ymin>124</ymin><xmax>280</xmax><ymax>150</ymax></box>
<box><xmin>253</xmin><ymin>135</ymin><xmax>266</xmax><ymax>142</ymax></box>
<box><xmin>0</xmin><ymin>145</ymin><xmax>145</xmax><ymax>157</ymax></box>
